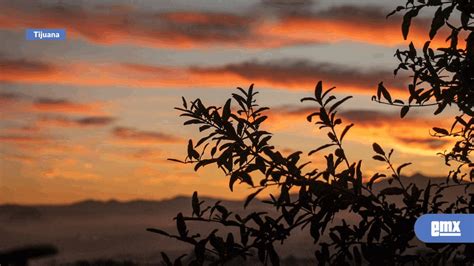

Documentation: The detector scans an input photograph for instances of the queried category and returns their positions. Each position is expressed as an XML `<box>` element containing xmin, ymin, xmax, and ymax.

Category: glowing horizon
<box><xmin>0</xmin><ymin>0</ymin><xmax>461</xmax><ymax>204</ymax></box>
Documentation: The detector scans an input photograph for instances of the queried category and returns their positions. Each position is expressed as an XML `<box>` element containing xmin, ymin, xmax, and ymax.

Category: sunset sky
<box><xmin>0</xmin><ymin>0</ymin><xmax>459</xmax><ymax>204</ymax></box>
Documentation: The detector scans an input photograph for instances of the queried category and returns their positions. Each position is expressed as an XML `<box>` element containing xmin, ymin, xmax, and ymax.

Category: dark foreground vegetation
<box><xmin>148</xmin><ymin>0</ymin><xmax>473</xmax><ymax>265</ymax></box>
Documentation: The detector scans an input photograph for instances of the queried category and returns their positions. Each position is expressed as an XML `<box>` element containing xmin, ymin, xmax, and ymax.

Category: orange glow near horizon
<box><xmin>0</xmin><ymin>1</ymin><xmax>464</xmax><ymax>205</ymax></box>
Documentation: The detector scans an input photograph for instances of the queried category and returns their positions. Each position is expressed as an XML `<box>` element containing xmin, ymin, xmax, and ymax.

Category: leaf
<box><xmin>306</xmin><ymin>112</ymin><xmax>320</xmax><ymax>122</ymax></box>
<box><xmin>168</xmin><ymin>158</ymin><xmax>185</xmax><ymax>164</ymax></box>
<box><xmin>267</xmin><ymin>244</ymin><xmax>280</xmax><ymax>266</ymax></box>
<box><xmin>422</xmin><ymin>180</ymin><xmax>431</xmax><ymax>212</ymax></box>
<box><xmin>329</xmin><ymin>96</ymin><xmax>352</xmax><ymax>113</ymax></box>
<box><xmin>244</xmin><ymin>188</ymin><xmax>264</xmax><ymax>208</ymax></box>
<box><xmin>408</xmin><ymin>42</ymin><xmax>417</xmax><ymax>58</ymax></box>
<box><xmin>301</xmin><ymin>97</ymin><xmax>316</xmax><ymax>103</ymax></box>
<box><xmin>378</xmin><ymin>82</ymin><xmax>392</xmax><ymax>104</ymax></box>
<box><xmin>368</xmin><ymin>221</ymin><xmax>381</xmax><ymax>243</ymax></box>
<box><xmin>387</xmin><ymin>5</ymin><xmax>405</xmax><ymax>19</ymax></box>
<box><xmin>253</xmin><ymin>115</ymin><xmax>268</xmax><ymax>126</ymax></box>
<box><xmin>355</xmin><ymin>160</ymin><xmax>362</xmax><ymax>193</ymax></box>
<box><xmin>380</xmin><ymin>187</ymin><xmax>405</xmax><ymax>196</ymax></box>
<box><xmin>372</xmin><ymin>143</ymin><xmax>385</xmax><ymax>156</ymax></box>
<box><xmin>222</xmin><ymin>99</ymin><xmax>231</xmax><ymax>121</ymax></box>
<box><xmin>335</xmin><ymin>148</ymin><xmax>345</xmax><ymax>159</ymax></box>
<box><xmin>187</xmin><ymin>140</ymin><xmax>200</xmax><ymax>160</ymax></box>
<box><xmin>309</xmin><ymin>144</ymin><xmax>335</xmax><ymax>155</ymax></box>
<box><xmin>310</xmin><ymin>219</ymin><xmax>321</xmax><ymax>243</ymax></box>
<box><xmin>353</xmin><ymin>246</ymin><xmax>362</xmax><ymax>266</ymax></box>
<box><xmin>184</xmin><ymin>119</ymin><xmax>202</xmax><ymax>125</ymax></box>
<box><xmin>340</xmin><ymin>123</ymin><xmax>353</xmax><ymax>141</ymax></box>
<box><xmin>176</xmin><ymin>213</ymin><xmax>187</xmax><ymax>238</ymax></box>
<box><xmin>429</xmin><ymin>7</ymin><xmax>444</xmax><ymax>39</ymax></box>
<box><xmin>461</xmin><ymin>10</ymin><xmax>469</xmax><ymax>29</ymax></box>
<box><xmin>434</xmin><ymin>101</ymin><xmax>448</xmax><ymax>115</ymax></box>
<box><xmin>394</xmin><ymin>99</ymin><xmax>404</xmax><ymax>105</ymax></box>
<box><xmin>372</xmin><ymin>155</ymin><xmax>385</xmax><ymax>162</ymax></box>
<box><xmin>199</xmin><ymin>125</ymin><xmax>211</xmax><ymax>132</ymax></box>
<box><xmin>181</xmin><ymin>97</ymin><xmax>187</xmax><ymax>109</ymax></box>
<box><xmin>192</xmin><ymin>191</ymin><xmax>200</xmax><ymax>217</ymax></box>
<box><xmin>396</xmin><ymin>163</ymin><xmax>412</xmax><ymax>176</ymax></box>
<box><xmin>315</xmin><ymin>81</ymin><xmax>323</xmax><ymax>101</ymax></box>
<box><xmin>241</xmin><ymin>172</ymin><xmax>254</xmax><ymax>187</ymax></box>
<box><xmin>402</xmin><ymin>8</ymin><xmax>419</xmax><ymax>40</ymax></box>
<box><xmin>161</xmin><ymin>252</ymin><xmax>173</xmax><ymax>266</ymax></box>
<box><xmin>229</xmin><ymin>172</ymin><xmax>239</xmax><ymax>191</ymax></box>
<box><xmin>368</xmin><ymin>173</ymin><xmax>385</xmax><ymax>189</ymax></box>
<box><xmin>400</xmin><ymin>106</ymin><xmax>409</xmax><ymax>118</ymax></box>
<box><xmin>432</xmin><ymin>127</ymin><xmax>449</xmax><ymax>135</ymax></box>
<box><xmin>147</xmin><ymin>228</ymin><xmax>170</xmax><ymax>237</ymax></box>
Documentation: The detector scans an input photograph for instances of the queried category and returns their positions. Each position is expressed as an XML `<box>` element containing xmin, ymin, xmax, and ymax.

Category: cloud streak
<box><xmin>258</xmin><ymin>5</ymin><xmax>448</xmax><ymax>48</ymax></box>
<box><xmin>0</xmin><ymin>58</ymin><xmax>407</xmax><ymax>95</ymax></box>
<box><xmin>0</xmin><ymin>90</ymin><xmax>108</xmax><ymax>116</ymax></box>
<box><xmin>36</xmin><ymin>116</ymin><xmax>115</xmax><ymax>128</ymax></box>
<box><xmin>32</xmin><ymin>98</ymin><xmax>107</xmax><ymax>115</ymax></box>
<box><xmin>0</xmin><ymin>2</ymin><xmax>451</xmax><ymax>49</ymax></box>
<box><xmin>112</xmin><ymin>127</ymin><xmax>182</xmax><ymax>145</ymax></box>
<box><xmin>266</xmin><ymin>106</ymin><xmax>452</xmax><ymax>154</ymax></box>
<box><xmin>190</xmin><ymin>60</ymin><xmax>408</xmax><ymax>94</ymax></box>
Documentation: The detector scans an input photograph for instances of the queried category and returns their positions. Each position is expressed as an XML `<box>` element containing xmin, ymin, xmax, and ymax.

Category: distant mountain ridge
<box><xmin>0</xmin><ymin>172</ymin><xmax>450</xmax><ymax>208</ymax></box>
<box><xmin>1</xmin><ymin>173</ymin><xmax>470</xmax><ymax>264</ymax></box>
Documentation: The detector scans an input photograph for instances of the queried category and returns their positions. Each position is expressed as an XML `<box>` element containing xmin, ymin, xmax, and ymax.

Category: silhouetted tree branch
<box><xmin>148</xmin><ymin>1</ymin><xmax>473</xmax><ymax>265</ymax></box>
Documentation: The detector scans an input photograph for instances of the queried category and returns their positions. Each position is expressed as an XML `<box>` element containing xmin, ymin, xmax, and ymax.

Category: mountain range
<box><xmin>0</xmin><ymin>174</ymin><xmax>471</xmax><ymax>265</ymax></box>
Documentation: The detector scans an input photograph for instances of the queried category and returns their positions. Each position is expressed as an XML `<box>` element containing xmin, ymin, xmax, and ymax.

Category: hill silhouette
<box><xmin>0</xmin><ymin>174</ymin><xmax>467</xmax><ymax>264</ymax></box>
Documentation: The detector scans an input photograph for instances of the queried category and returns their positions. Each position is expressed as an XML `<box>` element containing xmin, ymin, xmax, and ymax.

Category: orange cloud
<box><xmin>266</xmin><ymin>106</ymin><xmax>453</xmax><ymax>155</ymax></box>
<box><xmin>32</xmin><ymin>98</ymin><xmax>107</xmax><ymax>115</ymax></box>
<box><xmin>258</xmin><ymin>5</ymin><xmax>452</xmax><ymax>49</ymax></box>
<box><xmin>0</xmin><ymin>2</ymin><xmax>457</xmax><ymax>49</ymax></box>
<box><xmin>120</xmin><ymin>149</ymin><xmax>166</xmax><ymax>164</ymax></box>
<box><xmin>2</xmin><ymin>153</ymin><xmax>35</xmax><ymax>164</ymax></box>
<box><xmin>0</xmin><ymin>2</ymin><xmax>288</xmax><ymax>49</ymax></box>
<box><xmin>0</xmin><ymin>135</ymin><xmax>49</xmax><ymax>144</ymax></box>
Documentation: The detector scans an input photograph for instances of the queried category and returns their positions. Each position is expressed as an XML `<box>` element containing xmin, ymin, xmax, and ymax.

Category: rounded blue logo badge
<box><xmin>415</xmin><ymin>214</ymin><xmax>474</xmax><ymax>243</ymax></box>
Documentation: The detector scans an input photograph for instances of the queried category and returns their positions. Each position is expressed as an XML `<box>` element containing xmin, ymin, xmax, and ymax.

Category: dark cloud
<box><xmin>311</xmin><ymin>5</ymin><xmax>392</xmax><ymax>24</ymax></box>
<box><xmin>38</xmin><ymin>116</ymin><xmax>115</xmax><ymax>127</ymax></box>
<box><xmin>0</xmin><ymin>92</ymin><xmax>23</xmax><ymax>104</ymax></box>
<box><xmin>0</xmin><ymin>92</ymin><xmax>21</xmax><ymax>100</ymax></box>
<box><xmin>76</xmin><ymin>117</ymin><xmax>115</xmax><ymax>126</ymax></box>
<box><xmin>112</xmin><ymin>127</ymin><xmax>181</xmax><ymax>144</ymax></box>
<box><xmin>260</xmin><ymin>0</ymin><xmax>315</xmax><ymax>10</ymax></box>
<box><xmin>34</xmin><ymin>98</ymin><xmax>72</xmax><ymax>105</ymax></box>
<box><xmin>191</xmin><ymin>60</ymin><xmax>407</xmax><ymax>92</ymax></box>
<box><xmin>395</xmin><ymin>136</ymin><xmax>449</xmax><ymax>149</ymax></box>
<box><xmin>312</xmin><ymin>5</ymin><xmax>429</xmax><ymax>26</ymax></box>
<box><xmin>157</xmin><ymin>12</ymin><xmax>255</xmax><ymax>43</ymax></box>
<box><xmin>0</xmin><ymin>1</ymin><xmax>260</xmax><ymax>48</ymax></box>
<box><xmin>270</xmin><ymin>106</ymin><xmax>405</xmax><ymax>125</ymax></box>
<box><xmin>0</xmin><ymin>58</ymin><xmax>57</xmax><ymax>76</ymax></box>
<box><xmin>338</xmin><ymin>110</ymin><xmax>399</xmax><ymax>126</ymax></box>
<box><xmin>32</xmin><ymin>98</ymin><xmax>105</xmax><ymax>115</ymax></box>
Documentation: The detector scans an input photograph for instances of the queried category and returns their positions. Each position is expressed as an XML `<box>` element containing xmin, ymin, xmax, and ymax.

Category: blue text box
<box><xmin>26</xmin><ymin>29</ymin><xmax>66</xmax><ymax>41</ymax></box>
